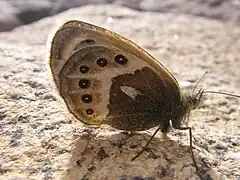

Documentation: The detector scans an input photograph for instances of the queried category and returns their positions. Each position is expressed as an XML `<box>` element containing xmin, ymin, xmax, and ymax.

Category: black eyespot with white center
<box><xmin>81</xmin><ymin>94</ymin><xmax>92</xmax><ymax>103</ymax></box>
<box><xmin>96</xmin><ymin>58</ymin><xmax>108</xmax><ymax>67</ymax></box>
<box><xmin>86</xmin><ymin>108</ymin><xmax>94</xmax><ymax>115</ymax></box>
<box><xmin>79</xmin><ymin>65</ymin><xmax>89</xmax><ymax>74</ymax></box>
<box><xmin>114</xmin><ymin>54</ymin><xmax>128</xmax><ymax>65</ymax></box>
<box><xmin>79</xmin><ymin>79</ymin><xmax>90</xmax><ymax>89</ymax></box>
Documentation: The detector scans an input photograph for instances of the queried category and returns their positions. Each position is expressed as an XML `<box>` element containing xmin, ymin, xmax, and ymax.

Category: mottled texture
<box><xmin>0</xmin><ymin>4</ymin><xmax>239</xmax><ymax>180</ymax></box>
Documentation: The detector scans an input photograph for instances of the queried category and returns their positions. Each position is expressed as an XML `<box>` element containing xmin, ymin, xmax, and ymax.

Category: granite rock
<box><xmin>0</xmin><ymin>4</ymin><xmax>239</xmax><ymax>180</ymax></box>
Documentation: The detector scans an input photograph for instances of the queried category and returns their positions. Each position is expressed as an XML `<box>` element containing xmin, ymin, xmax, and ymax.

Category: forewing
<box><xmin>49</xmin><ymin>20</ymin><xmax>181</xmax><ymax>129</ymax></box>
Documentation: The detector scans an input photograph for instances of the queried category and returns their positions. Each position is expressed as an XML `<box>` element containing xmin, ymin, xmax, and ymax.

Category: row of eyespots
<box><xmin>78</xmin><ymin>78</ymin><xmax>93</xmax><ymax>114</ymax></box>
<box><xmin>79</xmin><ymin>54</ymin><xmax>128</xmax><ymax>74</ymax></box>
<box><xmin>78</xmin><ymin>55</ymin><xmax>128</xmax><ymax>115</ymax></box>
<box><xmin>96</xmin><ymin>54</ymin><xmax>128</xmax><ymax>67</ymax></box>
<box><xmin>77</xmin><ymin>39</ymin><xmax>95</xmax><ymax>115</ymax></box>
<box><xmin>95</xmin><ymin>56</ymin><xmax>127</xmax><ymax>66</ymax></box>
<box><xmin>78</xmin><ymin>80</ymin><xmax>93</xmax><ymax>114</ymax></box>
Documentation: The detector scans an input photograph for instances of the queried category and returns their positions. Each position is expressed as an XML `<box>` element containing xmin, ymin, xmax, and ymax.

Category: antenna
<box><xmin>203</xmin><ymin>91</ymin><xmax>240</xmax><ymax>98</ymax></box>
<box><xmin>192</xmin><ymin>72</ymin><xmax>240</xmax><ymax>99</ymax></box>
<box><xmin>192</xmin><ymin>71</ymin><xmax>208</xmax><ymax>94</ymax></box>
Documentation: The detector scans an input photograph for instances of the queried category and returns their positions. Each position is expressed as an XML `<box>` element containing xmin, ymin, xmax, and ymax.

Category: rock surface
<box><xmin>0</xmin><ymin>0</ymin><xmax>240</xmax><ymax>32</ymax></box>
<box><xmin>0</xmin><ymin>4</ymin><xmax>240</xmax><ymax>180</ymax></box>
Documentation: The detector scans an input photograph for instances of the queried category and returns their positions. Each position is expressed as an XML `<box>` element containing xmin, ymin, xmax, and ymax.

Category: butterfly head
<box><xmin>171</xmin><ymin>88</ymin><xmax>204</xmax><ymax>129</ymax></box>
<box><xmin>185</xmin><ymin>88</ymin><xmax>204</xmax><ymax>112</ymax></box>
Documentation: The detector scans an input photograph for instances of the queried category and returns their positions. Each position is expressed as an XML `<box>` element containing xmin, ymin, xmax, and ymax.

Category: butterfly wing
<box><xmin>49</xmin><ymin>20</ymin><xmax>181</xmax><ymax>130</ymax></box>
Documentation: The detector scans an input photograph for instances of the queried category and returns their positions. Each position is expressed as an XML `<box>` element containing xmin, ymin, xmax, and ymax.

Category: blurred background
<box><xmin>0</xmin><ymin>0</ymin><xmax>240</xmax><ymax>32</ymax></box>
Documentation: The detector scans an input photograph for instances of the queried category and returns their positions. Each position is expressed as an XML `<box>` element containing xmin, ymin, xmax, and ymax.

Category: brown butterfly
<box><xmin>48</xmin><ymin>20</ymin><xmax>240</xmax><ymax>171</ymax></box>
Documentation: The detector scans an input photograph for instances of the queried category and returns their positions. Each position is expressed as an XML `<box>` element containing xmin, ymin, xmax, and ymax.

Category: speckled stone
<box><xmin>0</xmin><ymin>4</ymin><xmax>239</xmax><ymax>180</ymax></box>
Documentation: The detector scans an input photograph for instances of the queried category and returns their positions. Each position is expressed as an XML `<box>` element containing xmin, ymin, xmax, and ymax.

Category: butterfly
<box><xmin>48</xmin><ymin>20</ymin><xmax>240</xmax><ymax>171</ymax></box>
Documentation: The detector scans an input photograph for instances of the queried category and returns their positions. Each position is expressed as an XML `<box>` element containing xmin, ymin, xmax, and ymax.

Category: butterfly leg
<box><xmin>174</xmin><ymin>126</ymin><xmax>199</xmax><ymax>171</ymax></box>
<box><xmin>131</xmin><ymin>126</ymin><xmax>162</xmax><ymax>161</ymax></box>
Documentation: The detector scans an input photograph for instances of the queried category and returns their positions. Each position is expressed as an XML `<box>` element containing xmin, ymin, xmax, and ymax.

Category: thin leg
<box><xmin>131</xmin><ymin>126</ymin><xmax>162</xmax><ymax>161</ymax></box>
<box><xmin>175</xmin><ymin>126</ymin><xmax>199</xmax><ymax>171</ymax></box>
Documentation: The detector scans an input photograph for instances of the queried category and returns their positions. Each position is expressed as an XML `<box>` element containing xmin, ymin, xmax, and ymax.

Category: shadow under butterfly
<box><xmin>48</xmin><ymin>20</ymin><xmax>240</xmax><ymax>172</ymax></box>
